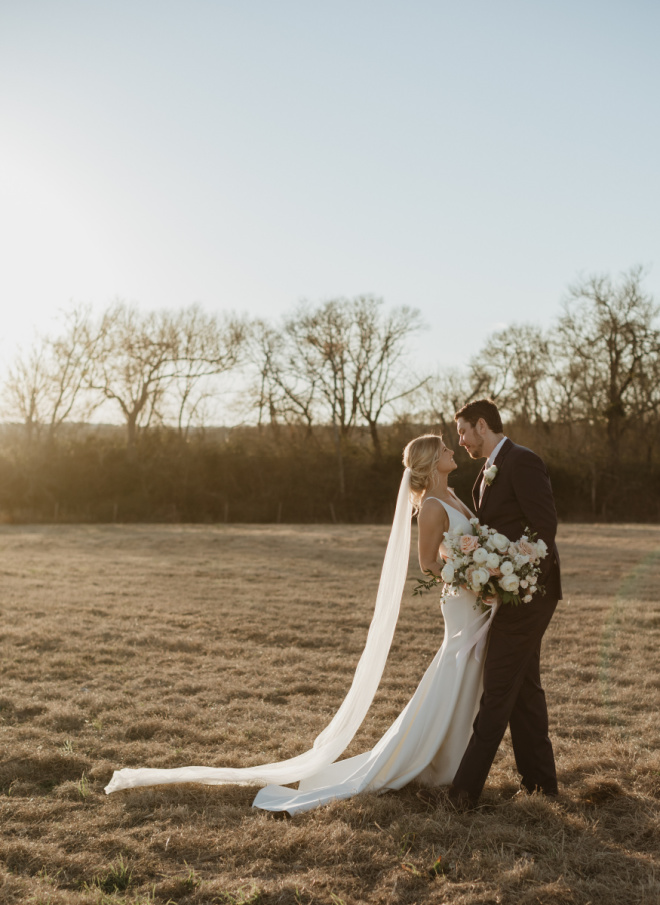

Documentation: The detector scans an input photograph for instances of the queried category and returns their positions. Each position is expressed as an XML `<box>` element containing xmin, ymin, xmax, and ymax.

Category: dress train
<box><xmin>105</xmin><ymin>496</ymin><xmax>489</xmax><ymax>815</ymax></box>
<box><xmin>254</xmin><ymin>587</ymin><xmax>484</xmax><ymax>814</ymax></box>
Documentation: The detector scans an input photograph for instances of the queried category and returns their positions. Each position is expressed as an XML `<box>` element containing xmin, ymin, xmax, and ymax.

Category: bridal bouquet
<box><xmin>414</xmin><ymin>519</ymin><xmax>548</xmax><ymax>609</ymax></box>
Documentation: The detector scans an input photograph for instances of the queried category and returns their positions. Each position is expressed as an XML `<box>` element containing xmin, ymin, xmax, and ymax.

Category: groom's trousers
<box><xmin>451</xmin><ymin>593</ymin><xmax>559</xmax><ymax>802</ymax></box>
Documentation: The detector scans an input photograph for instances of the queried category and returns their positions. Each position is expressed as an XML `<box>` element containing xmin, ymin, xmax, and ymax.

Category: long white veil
<box><xmin>105</xmin><ymin>469</ymin><xmax>413</xmax><ymax>794</ymax></box>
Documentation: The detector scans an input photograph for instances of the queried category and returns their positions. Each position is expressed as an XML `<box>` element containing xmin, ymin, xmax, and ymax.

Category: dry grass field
<box><xmin>0</xmin><ymin>522</ymin><xmax>659</xmax><ymax>905</ymax></box>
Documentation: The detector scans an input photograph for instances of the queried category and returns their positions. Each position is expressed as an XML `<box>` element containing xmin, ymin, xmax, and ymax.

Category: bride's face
<box><xmin>436</xmin><ymin>440</ymin><xmax>457</xmax><ymax>474</ymax></box>
<box><xmin>456</xmin><ymin>417</ymin><xmax>484</xmax><ymax>459</ymax></box>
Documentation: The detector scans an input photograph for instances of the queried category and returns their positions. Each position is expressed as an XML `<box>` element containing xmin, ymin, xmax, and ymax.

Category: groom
<box><xmin>449</xmin><ymin>398</ymin><xmax>561</xmax><ymax>808</ymax></box>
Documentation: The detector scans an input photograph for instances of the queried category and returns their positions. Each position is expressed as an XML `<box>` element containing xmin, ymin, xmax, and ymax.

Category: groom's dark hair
<box><xmin>454</xmin><ymin>398</ymin><xmax>503</xmax><ymax>433</ymax></box>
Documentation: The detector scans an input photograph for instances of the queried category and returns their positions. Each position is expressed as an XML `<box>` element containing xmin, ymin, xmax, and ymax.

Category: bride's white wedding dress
<box><xmin>105</xmin><ymin>493</ymin><xmax>494</xmax><ymax>816</ymax></box>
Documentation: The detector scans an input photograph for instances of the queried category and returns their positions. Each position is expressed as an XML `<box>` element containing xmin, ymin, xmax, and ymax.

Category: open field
<box><xmin>0</xmin><ymin>522</ymin><xmax>659</xmax><ymax>905</ymax></box>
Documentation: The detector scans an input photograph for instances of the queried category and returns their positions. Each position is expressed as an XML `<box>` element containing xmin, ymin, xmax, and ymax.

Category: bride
<box><xmin>105</xmin><ymin>434</ymin><xmax>496</xmax><ymax>815</ymax></box>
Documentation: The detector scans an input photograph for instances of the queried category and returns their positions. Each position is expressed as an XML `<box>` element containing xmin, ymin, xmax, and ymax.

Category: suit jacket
<box><xmin>474</xmin><ymin>439</ymin><xmax>562</xmax><ymax>600</ymax></box>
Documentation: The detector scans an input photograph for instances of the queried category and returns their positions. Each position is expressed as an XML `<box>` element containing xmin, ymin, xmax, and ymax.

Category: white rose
<box><xmin>469</xmin><ymin>517</ymin><xmax>479</xmax><ymax>526</ymax></box>
<box><xmin>536</xmin><ymin>539</ymin><xmax>548</xmax><ymax>556</ymax></box>
<box><xmin>514</xmin><ymin>554</ymin><xmax>529</xmax><ymax>568</ymax></box>
<box><xmin>485</xmin><ymin>552</ymin><xmax>500</xmax><ymax>569</ymax></box>
<box><xmin>485</xmin><ymin>537</ymin><xmax>497</xmax><ymax>551</ymax></box>
<box><xmin>520</xmin><ymin>579</ymin><xmax>528</xmax><ymax>588</ymax></box>
<box><xmin>499</xmin><ymin>574</ymin><xmax>520</xmax><ymax>593</ymax></box>
<box><xmin>441</xmin><ymin>562</ymin><xmax>455</xmax><ymax>583</ymax></box>
<box><xmin>470</xmin><ymin>567</ymin><xmax>490</xmax><ymax>590</ymax></box>
<box><xmin>472</xmin><ymin>547</ymin><xmax>489</xmax><ymax>564</ymax></box>
<box><xmin>500</xmin><ymin>560</ymin><xmax>514</xmax><ymax>576</ymax></box>
<box><xmin>528</xmin><ymin>574</ymin><xmax>537</xmax><ymax>585</ymax></box>
<box><xmin>492</xmin><ymin>533</ymin><xmax>510</xmax><ymax>553</ymax></box>
<box><xmin>523</xmin><ymin>594</ymin><xmax>533</xmax><ymax>603</ymax></box>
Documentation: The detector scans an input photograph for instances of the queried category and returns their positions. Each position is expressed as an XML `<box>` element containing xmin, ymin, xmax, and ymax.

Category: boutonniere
<box><xmin>484</xmin><ymin>464</ymin><xmax>498</xmax><ymax>486</ymax></box>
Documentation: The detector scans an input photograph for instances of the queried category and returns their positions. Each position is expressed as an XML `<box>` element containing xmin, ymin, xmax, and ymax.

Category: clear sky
<box><xmin>1</xmin><ymin>0</ymin><xmax>659</xmax><ymax>376</ymax></box>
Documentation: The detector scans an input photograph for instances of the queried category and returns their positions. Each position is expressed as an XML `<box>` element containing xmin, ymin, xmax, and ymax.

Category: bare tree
<box><xmin>625</xmin><ymin>340</ymin><xmax>660</xmax><ymax>464</ymax></box>
<box><xmin>87</xmin><ymin>301</ymin><xmax>246</xmax><ymax>448</ymax></box>
<box><xmin>3</xmin><ymin>305</ymin><xmax>98</xmax><ymax>441</ymax></box>
<box><xmin>418</xmin><ymin>369</ymin><xmax>476</xmax><ymax>431</ymax></box>
<box><xmin>88</xmin><ymin>302</ymin><xmax>180</xmax><ymax>451</ymax></box>
<box><xmin>284</xmin><ymin>301</ymin><xmax>354</xmax><ymax>494</ymax></box>
<box><xmin>169</xmin><ymin>305</ymin><xmax>246</xmax><ymax>437</ymax></box>
<box><xmin>3</xmin><ymin>343</ymin><xmax>49</xmax><ymax>442</ymax></box>
<box><xmin>553</xmin><ymin>266</ymin><xmax>659</xmax><ymax>463</ymax></box>
<box><xmin>351</xmin><ymin>297</ymin><xmax>426</xmax><ymax>458</ymax></box>
<box><xmin>273</xmin><ymin>297</ymin><xmax>426</xmax><ymax>492</ymax></box>
<box><xmin>246</xmin><ymin>319</ymin><xmax>317</xmax><ymax>433</ymax></box>
<box><xmin>469</xmin><ymin>323</ymin><xmax>553</xmax><ymax>424</ymax></box>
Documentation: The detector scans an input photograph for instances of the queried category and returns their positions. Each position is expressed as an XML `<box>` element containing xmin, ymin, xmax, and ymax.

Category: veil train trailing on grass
<box><xmin>105</xmin><ymin>470</ymin><xmax>493</xmax><ymax>815</ymax></box>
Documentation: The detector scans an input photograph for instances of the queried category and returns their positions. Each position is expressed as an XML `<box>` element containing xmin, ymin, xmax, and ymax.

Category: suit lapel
<box><xmin>479</xmin><ymin>439</ymin><xmax>514</xmax><ymax>517</ymax></box>
<box><xmin>472</xmin><ymin>464</ymin><xmax>485</xmax><ymax>513</ymax></box>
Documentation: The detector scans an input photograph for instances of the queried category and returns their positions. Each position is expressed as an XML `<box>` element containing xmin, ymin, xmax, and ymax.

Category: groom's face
<box><xmin>456</xmin><ymin>417</ymin><xmax>484</xmax><ymax>459</ymax></box>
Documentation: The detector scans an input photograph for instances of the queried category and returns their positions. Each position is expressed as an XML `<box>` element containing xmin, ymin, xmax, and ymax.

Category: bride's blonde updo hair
<box><xmin>402</xmin><ymin>434</ymin><xmax>444</xmax><ymax>512</ymax></box>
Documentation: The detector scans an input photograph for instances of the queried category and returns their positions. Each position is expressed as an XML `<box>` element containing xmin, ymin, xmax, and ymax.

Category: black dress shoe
<box><xmin>417</xmin><ymin>786</ymin><xmax>477</xmax><ymax>812</ymax></box>
<box><xmin>510</xmin><ymin>788</ymin><xmax>560</xmax><ymax>808</ymax></box>
<box><xmin>517</xmin><ymin>784</ymin><xmax>560</xmax><ymax>799</ymax></box>
<box><xmin>447</xmin><ymin>786</ymin><xmax>478</xmax><ymax>812</ymax></box>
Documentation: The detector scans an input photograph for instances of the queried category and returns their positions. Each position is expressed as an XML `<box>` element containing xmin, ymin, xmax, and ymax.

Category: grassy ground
<box><xmin>0</xmin><ymin>522</ymin><xmax>658</xmax><ymax>905</ymax></box>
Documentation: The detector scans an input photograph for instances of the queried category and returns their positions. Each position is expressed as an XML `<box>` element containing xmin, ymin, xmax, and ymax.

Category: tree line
<box><xmin>2</xmin><ymin>266</ymin><xmax>660</xmax><ymax>523</ymax></box>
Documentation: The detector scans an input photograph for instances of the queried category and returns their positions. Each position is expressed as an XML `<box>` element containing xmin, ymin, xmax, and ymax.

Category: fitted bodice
<box><xmin>422</xmin><ymin>496</ymin><xmax>473</xmax><ymax>557</ymax></box>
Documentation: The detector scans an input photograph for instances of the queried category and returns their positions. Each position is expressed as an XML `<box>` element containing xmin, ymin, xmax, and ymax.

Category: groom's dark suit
<box><xmin>452</xmin><ymin>439</ymin><xmax>561</xmax><ymax>802</ymax></box>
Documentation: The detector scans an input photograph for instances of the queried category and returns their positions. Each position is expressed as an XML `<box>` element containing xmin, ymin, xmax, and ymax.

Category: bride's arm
<box><xmin>417</xmin><ymin>501</ymin><xmax>449</xmax><ymax>577</ymax></box>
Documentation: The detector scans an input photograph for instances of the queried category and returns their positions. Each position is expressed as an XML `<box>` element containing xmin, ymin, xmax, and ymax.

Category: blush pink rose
<box><xmin>488</xmin><ymin>567</ymin><xmax>502</xmax><ymax>578</ymax></box>
<box><xmin>518</xmin><ymin>539</ymin><xmax>539</xmax><ymax>562</ymax></box>
<box><xmin>459</xmin><ymin>534</ymin><xmax>480</xmax><ymax>554</ymax></box>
